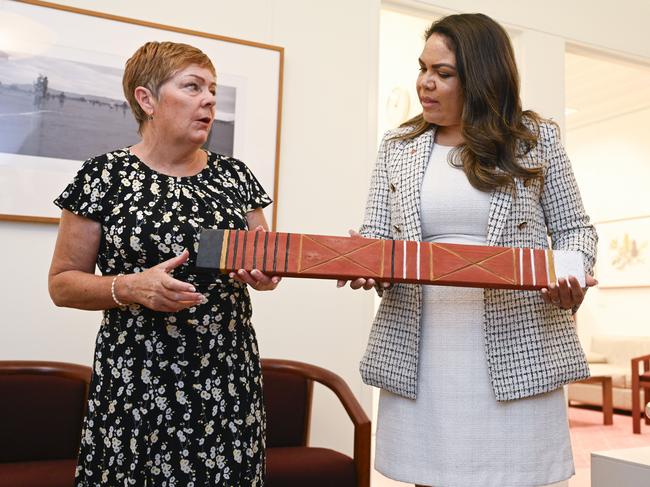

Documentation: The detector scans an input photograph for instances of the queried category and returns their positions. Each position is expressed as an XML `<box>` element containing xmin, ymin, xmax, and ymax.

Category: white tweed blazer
<box><xmin>359</xmin><ymin>121</ymin><xmax>597</xmax><ymax>401</ymax></box>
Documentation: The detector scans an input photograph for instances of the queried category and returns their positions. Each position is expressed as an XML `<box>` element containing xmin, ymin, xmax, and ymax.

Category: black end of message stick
<box><xmin>196</xmin><ymin>229</ymin><xmax>224</xmax><ymax>270</ymax></box>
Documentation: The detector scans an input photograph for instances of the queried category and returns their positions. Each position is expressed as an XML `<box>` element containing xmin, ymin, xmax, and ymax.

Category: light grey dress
<box><xmin>374</xmin><ymin>144</ymin><xmax>574</xmax><ymax>487</ymax></box>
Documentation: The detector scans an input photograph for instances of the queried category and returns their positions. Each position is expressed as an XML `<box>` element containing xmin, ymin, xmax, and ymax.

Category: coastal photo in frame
<box><xmin>594</xmin><ymin>216</ymin><xmax>650</xmax><ymax>288</ymax></box>
<box><xmin>0</xmin><ymin>0</ymin><xmax>283</xmax><ymax>228</ymax></box>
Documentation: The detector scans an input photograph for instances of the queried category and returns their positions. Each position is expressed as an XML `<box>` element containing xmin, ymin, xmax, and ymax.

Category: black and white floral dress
<box><xmin>55</xmin><ymin>149</ymin><xmax>272</xmax><ymax>486</ymax></box>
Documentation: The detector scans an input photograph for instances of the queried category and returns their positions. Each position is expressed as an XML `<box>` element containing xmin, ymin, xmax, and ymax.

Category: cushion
<box><xmin>0</xmin><ymin>459</ymin><xmax>77</xmax><ymax>487</ymax></box>
<box><xmin>0</xmin><ymin>375</ymin><xmax>85</xmax><ymax>462</ymax></box>
<box><xmin>586</xmin><ymin>351</ymin><xmax>607</xmax><ymax>364</ymax></box>
<box><xmin>587</xmin><ymin>363</ymin><xmax>629</xmax><ymax>388</ymax></box>
<box><xmin>568</xmin><ymin>382</ymin><xmax>634</xmax><ymax>410</ymax></box>
<box><xmin>266</xmin><ymin>447</ymin><xmax>356</xmax><ymax>487</ymax></box>
<box><xmin>591</xmin><ymin>335</ymin><xmax>650</xmax><ymax>368</ymax></box>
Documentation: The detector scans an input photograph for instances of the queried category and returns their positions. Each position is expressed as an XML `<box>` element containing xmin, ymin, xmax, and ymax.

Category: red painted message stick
<box><xmin>196</xmin><ymin>229</ymin><xmax>585</xmax><ymax>290</ymax></box>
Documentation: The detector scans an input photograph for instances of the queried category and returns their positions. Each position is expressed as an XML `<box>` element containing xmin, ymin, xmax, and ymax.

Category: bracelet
<box><xmin>111</xmin><ymin>274</ymin><xmax>126</xmax><ymax>307</ymax></box>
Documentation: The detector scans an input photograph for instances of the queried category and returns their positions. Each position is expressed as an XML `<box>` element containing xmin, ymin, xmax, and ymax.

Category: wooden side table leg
<box><xmin>632</xmin><ymin>375</ymin><xmax>641</xmax><ymax>434</ymax></box>
<box><xmin>602</xmin><ymin>377</ymin><xmax>613</xmax><ymax>426</ymax></box>
<box><xmin>641</xmin><ymin>387</ymin><xmax>650</xmax><ymax>425</ymax></box>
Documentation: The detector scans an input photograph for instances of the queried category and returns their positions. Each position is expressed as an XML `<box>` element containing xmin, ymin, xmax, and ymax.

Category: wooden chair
<box><xmin>0</xmin><ymin>361</ymin><xmax>92</xmax><ymax>487</ymax></box>
<box><xmin>261</xmin><ymin>358</ymin><xmax>371</xmax><ymax>487</ymax></box>
<box><xmin>631</xmin><ymin>354</ymin><xmax>650</xmax><ymax>434</ymax></box>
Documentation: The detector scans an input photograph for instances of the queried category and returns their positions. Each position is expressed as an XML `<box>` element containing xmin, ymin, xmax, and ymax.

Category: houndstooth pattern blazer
<box><xmin>359</xmin><ymin>121</ymin><xmax>597</xmax><ymax>401</ymax></box>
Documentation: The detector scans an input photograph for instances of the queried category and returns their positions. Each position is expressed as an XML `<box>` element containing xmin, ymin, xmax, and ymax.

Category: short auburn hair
<box><xmin>123</xmin><ymin>41</ymin><xmax>216</xmax><ymax>133</ymax></box>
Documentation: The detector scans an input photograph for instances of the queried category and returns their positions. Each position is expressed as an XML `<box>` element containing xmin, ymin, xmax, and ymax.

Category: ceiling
<box><xmin>565</xmin><ymin>51</ymin><xmax>650</xmax><ymax>130</ymax></box>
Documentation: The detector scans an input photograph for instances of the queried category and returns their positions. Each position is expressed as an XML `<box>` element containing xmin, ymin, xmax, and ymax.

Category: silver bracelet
<box><xmin>111</xmin><ymin>274</ymin><xmax>126</xmax><ymax>307</ymax></box>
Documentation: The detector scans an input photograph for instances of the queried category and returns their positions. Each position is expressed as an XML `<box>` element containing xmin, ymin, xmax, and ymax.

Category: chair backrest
<box><xmin>0</xmin><ymin>361</ymin><xmax>92</xmax><ymax>463</ymax></box>
<box><xmin>262</xmin><ymin>364</ymin><xmax>312</xmax><ymax>448</ymax></box>
<box><xmin>261</xmin><ymin>358</ymin><xmax>372</xmax><ymax>487</ymax></box>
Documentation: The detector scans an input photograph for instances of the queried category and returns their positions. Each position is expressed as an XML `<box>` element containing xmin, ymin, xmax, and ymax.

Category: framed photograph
<box><xmin>595</xmin><ymin>215</ymin><xmax>650</xmax><ymax>288</ymax></box>
<box><xmin>0</xmin><ymin>0</ymin><xmax>283</xmax><ymax>228</ymax></box>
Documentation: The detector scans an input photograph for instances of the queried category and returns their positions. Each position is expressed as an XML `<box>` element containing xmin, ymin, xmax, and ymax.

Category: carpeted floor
<box><xmin>568</xmin><ymin>407</ymin><xmax>650</xmax><ymax>486</ymax></box>
<box><xmin>372</xmin><ymin>406</ymin><xmax>650</xmax><ymax>487</ymax></box>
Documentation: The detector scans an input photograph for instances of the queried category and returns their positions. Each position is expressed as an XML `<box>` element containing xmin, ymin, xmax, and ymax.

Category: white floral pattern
<box><xmin>55</xmin><ymin>149</ymin><xmax>272</xmax><ymax>486</ymax></box>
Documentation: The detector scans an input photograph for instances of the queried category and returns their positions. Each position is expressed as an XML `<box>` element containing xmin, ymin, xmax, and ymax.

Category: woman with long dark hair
<box><xmin>343</xmin><ymin>13</ymin><xmax>597</xmax><ymax>486</ymax></box>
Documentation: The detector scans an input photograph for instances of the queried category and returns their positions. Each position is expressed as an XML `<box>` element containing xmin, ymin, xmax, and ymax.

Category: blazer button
<box><xmin>393</xmin><ymin>224</ymin><xmax>402</xmax><ymax>233</ymax></box>
<box><xmin>389</xmin><ymin>183</ymin><xmax>396</xmax><ymax>192</ymax></box>
<box><xmin>523</xmin><ymin>179</ymin><xmax>532</xmax><ymax>188</ymax></box>
<box><xmin>517</xmin><ymin>221</ymin><xmax>528</xmax><ymax>230</ymax></box>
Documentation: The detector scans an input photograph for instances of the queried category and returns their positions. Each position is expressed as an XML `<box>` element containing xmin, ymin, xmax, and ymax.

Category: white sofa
<box><xmin>568</xmin><ymin>335</ymin><xmax>650</xmax><ymax>411</ymax></box>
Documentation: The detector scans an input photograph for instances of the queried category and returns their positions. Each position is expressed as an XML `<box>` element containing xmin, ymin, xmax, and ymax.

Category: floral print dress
<box><xmin>55</xmin><ymin>149</ymin><xmax>272</xmax><ymax>486</ymax></box>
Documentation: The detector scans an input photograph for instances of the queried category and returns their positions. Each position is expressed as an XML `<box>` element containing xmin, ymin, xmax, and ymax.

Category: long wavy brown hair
<box><xmin>396</xmin><ymin>13</ymin><xmax>544</xmax><ymax>192</ymax></box>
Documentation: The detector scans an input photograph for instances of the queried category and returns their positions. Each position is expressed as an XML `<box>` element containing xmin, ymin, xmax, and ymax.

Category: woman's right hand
<box><xmin>118</xmin><ymin>250</ymin><xmax>204</xmax><ymax>312</ymax></box>
<box><xmin>337</xmin><ymin>276</ymin><xmax>378</xmax><ymax>290</ymax></box>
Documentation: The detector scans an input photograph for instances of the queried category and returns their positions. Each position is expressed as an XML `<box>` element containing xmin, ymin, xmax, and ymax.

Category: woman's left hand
<box><xmin>540</xmin><ymin>274</ymin><xmax>598</xmax><ymax>310</ymax></box>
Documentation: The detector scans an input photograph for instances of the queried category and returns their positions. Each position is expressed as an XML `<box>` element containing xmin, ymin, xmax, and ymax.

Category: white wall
<box><xmin>394</xmin><ymin>0</ymin><xmax>650</xmax><ymax>60</ymax></box>
<box><xmin>378</xmin><ymin>8</ymin><xmax>432</xmax><ymax>137</ymax></box>
<box><xmin>0</xmin><ymin>0</ymin><xmax>380</xmax><ymax>456</ymax></box>
<box><xmin>567</xmin><ymin>107</ymin><xmax>650</xmax><ymax>347</ymax></box>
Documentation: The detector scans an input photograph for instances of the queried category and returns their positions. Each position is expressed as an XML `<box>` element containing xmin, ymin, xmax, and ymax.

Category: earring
<box><xmin>148</xmin><ymin>113</ymin><xmax>154</xmax><ymax>121</ymax></box>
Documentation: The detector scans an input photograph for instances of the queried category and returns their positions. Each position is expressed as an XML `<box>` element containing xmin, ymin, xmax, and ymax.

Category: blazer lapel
<box><xmin>487</xmin><ymin>141</ymin><xmax>540</xmax><ymax>245</ymax></box>
<box><xmin>396</xmin><ymin>129</ymin><xmax>433</xmax><ymax>241</ymax></box>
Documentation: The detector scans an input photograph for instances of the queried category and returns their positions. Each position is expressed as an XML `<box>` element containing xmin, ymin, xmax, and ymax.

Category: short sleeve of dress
<box><xmin>231</xmin><ymin>159</ymin><xmax>273</xmax><ymax>212</ymax></box>
<box><xmin>54</xmin><ymin>154</ymin><xmax>113</xmax><ymax>222</ymax></box>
